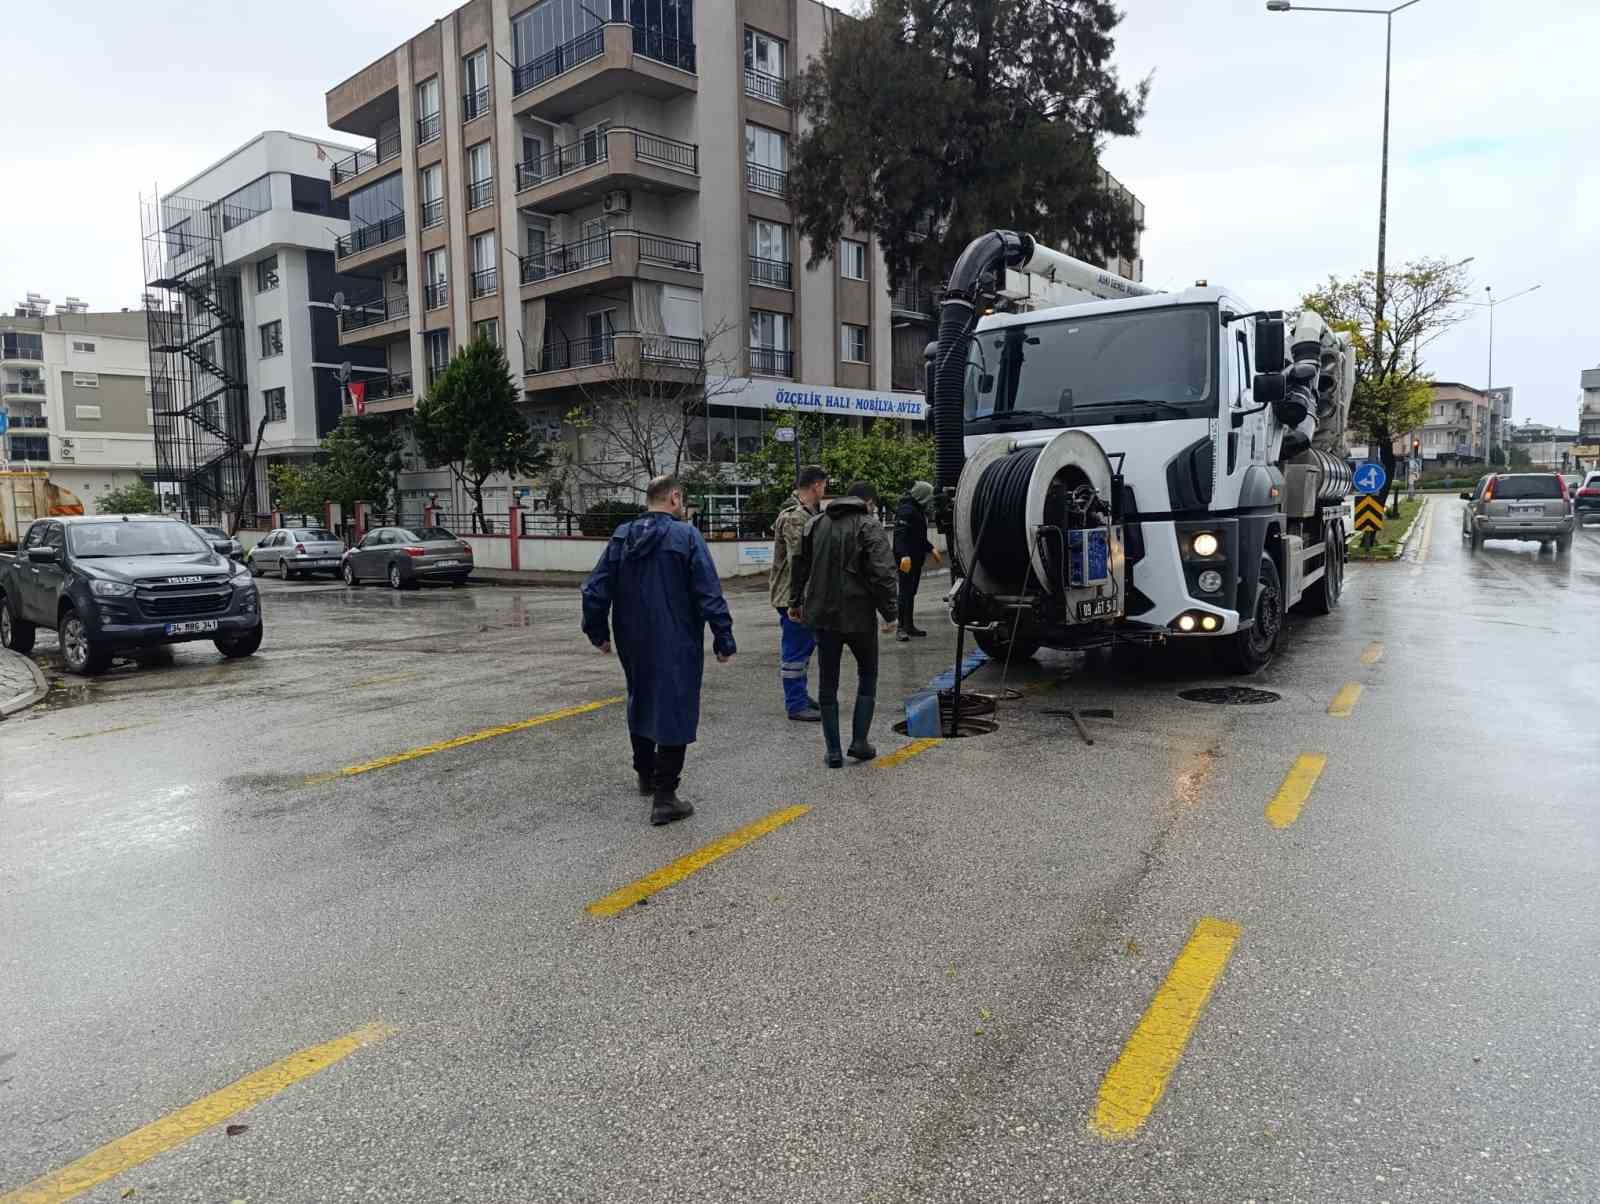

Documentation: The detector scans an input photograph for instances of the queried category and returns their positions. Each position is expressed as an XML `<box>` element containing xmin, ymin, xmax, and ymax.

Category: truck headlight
<box><xmin>1191</xmin><ymin>532</ymin><xmax>1220</xmax><ymax>558</ymax></box>
<box><xmin>232</xmin><ymin>569</ymin><xmax>255</xmax><ymax>587</ymax></box>
<box><xmin>90</xmin><ymin>580</ymin><xmax>135</xmax><ymax>597</ymax></box>
<box><xmin>1197</xmin><ymin>569</ymin><xmax>1224</xmax><ymax>594</ymax></box>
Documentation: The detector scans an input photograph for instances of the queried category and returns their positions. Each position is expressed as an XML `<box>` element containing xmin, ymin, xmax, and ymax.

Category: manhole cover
<box><xmin>1178</xmin><ymin>686</ymin><xmax>1281</xmax><ymax>705</ymax></box>
<box><xmin>891</xmin><ymin>718</ymin><xmax>998</xmax><ymax>738</ymax></box>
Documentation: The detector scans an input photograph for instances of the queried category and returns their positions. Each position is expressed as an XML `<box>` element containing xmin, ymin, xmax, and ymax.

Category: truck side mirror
<box><xmin>211</xmin><ymin>540</ymin><xmax>233</xmax><ymax>555</ymax></box>
<box><xmin>1252</xmin><ymin>372</ymin><xmax>1286</xmax><ymax>406</ymax></box>
<box><xmin>1255</xmin><ymin>317</ymin><xmax>1287</xmax><ymax>374</ymax></box>
<box><xmin>27</xmin><ymin>546</ymin><xmax>60</xmax><ymax>564</ymax></box>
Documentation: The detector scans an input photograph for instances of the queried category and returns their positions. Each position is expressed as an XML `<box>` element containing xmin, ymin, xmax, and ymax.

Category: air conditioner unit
<box><xmin>390</xmin><ymin>264</ymin><xmax>407</xmax><ymax>285</ymax></box>
<box><xmin>602</xmin><ymin>189</ymin><xmax>632</xmax><ymax>216</ymax></box>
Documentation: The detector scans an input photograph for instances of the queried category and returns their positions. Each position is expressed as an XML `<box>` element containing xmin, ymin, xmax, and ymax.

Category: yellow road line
<box><xmin>875</xmin><ymin>738</ymin><xmax>942</xmax><ymax>768</ymax></box>
<box><xmin>1091</xmin><ymin>918</ymin><xmax>1242</xmax><ymax>1138</ymax></box>
<box><xmin>1359</xmin><ymin>641</ymin><xmax>1385</xmax><ymax>665</ymax></box>
<box><xmin>0</xmin><ymin>1023</ymin><xmax>392</xmax><ymax>1204</ymax></box>
<box><xmin>587</xmin><ymin>804</ymin><xmax>810</xmax><ymax>917</ymax></box>
<box><xmin>1265</xmin><ymin>753</ymin><xmax>1328</xmax><ymax>829</ymax></box>
<box><xmin>1327</xmin><ymin>682</ymin><xmax>1363</xmax><ymax>717</ymax></box>
<box><xmin>305</xmin><ymin>697</ymin><xmax>622</xmax><ymax>785</ymax></box>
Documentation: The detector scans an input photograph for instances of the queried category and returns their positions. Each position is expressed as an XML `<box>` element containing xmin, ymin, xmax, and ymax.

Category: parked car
<box><xmin>0</xmin><ymin>514</ymin><xmax>262</xmax><ymax>675</ymax></box>
<box><xmin>342</xmin><ymin>526</ymin><xmax>473</xmax><ymax>589</ymax></box>
<box><xmin>1574</xmin><ymin>471</ymin><xmax>1600</xmax><ymax>524</ymax></box>
<box><xmin>196</xmin><ymin>524</ymin><xmax>243</xmax><ymax>561</ymax></box>
<box><xmin>250</xmin><ymin>527</ymin><xmax>347</xmax><ymax>579</ymax></box>
<box><xmin>1460</xmin><ymin>472</ymin><xmax>1574</xmax><ymax>553</ymax></box>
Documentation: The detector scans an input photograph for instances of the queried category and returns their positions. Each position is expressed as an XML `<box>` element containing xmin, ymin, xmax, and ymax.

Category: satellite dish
<box><xmin>338</xmin><ymin>361</ymin><xmax>352</xmax><ymax>383</ymax></box>
<box><xmin>332</xmin><ymin>291</ymin><xmax>346</xmax><ymax>311</ymax></box>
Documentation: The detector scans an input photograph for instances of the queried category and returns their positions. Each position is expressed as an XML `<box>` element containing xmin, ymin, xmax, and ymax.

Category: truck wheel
<box><xmin>1302</xmin><ymin>523</ymin><xmax>1344</xmax><ymax>615</ymax></box>
<box><xmin>215</xmin><ymin>624</ymin><xmax>263</xmax><ymax>659</ymax></box>
<box><xmin>1556</xmin><ymin>532</ymin><xmax>1572</xmax><ymax>556</ymax></box>
<box><xmin>1219</xmin><ymin>554</ymin><xmax>1283</xmax><ymax>675</ymax></box>
<box><xmin>1</xmin><ymin>590</ymin><xmax>37</xmax><ymax>654</ymax></box>
<box><xmin>58</xmin><ymin>607</ymin><xmax>111</xmax><ymax>676</ymax></box>
<box><xmin>973</xmin><ymin>625</ymin><xmax>1041</xmax><ymax>662</ymax></box>
<box><xmin>1469</xmin><ymin>530</ymin><xmax>1482</xmax><ymax>552</ymax></box>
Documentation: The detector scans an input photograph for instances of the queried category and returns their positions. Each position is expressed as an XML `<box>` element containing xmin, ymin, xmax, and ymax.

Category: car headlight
<box><xmin>231</xmin><ymin>569</ymin><xmax>255</xmax><ymax>586</ymax></box>
<box><xmin>1191</xmin><ymin>532</ymin><xmax>1220</xmax><ymax>558</ymax></box>
<box><xmin>1197</xmin><ymin>569</ymin><xmax>1224</xmax><ymax>594</ymax></box>
<box><xmin>90</xmin><ymin>579</ymin><xmax>135</xmax><ymax>597</ymax></box>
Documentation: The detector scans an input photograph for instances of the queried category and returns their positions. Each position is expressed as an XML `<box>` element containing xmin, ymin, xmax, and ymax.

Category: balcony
<box><xmin>511</xmin><ymin>21</ymin><xmax>697</xmax><ymax>122</ymax></box>
<box><xmin>335</xmin><ymin>214</ymin><xmax>406</xmax><ymax>267</ymax></box>
<box><xmin>744</xmin><ymin>67</ymin><xmax>787</xmax><ymax>107</ymax></box>
<box><xmin>749</xmin><ymin>255</ymin><xmax>792</xmax><ymax>290</ymax></box>
<box><xmin>3</xmin><ymin>378</ymin><xmax>46</xmax><ymax>397</ymax></box>
<box><xmin>519</xmin><ymin>229</ymin><xmax>701</xmax><ymax>301</ymax></box>
<box><xmin>750</xmin><ymin>346</ymin><xmax>793</xmax><ymax>378</ymax></box>
<box><xmin>1</xmin><ymin>344</ymin><xmax>44</xmax><ymax>362</ymax></box>
<box><xmin>746</xmin><ymin>162</ymin><xmax>788</xmax><ymax>197</ymax></box>
<box><xmin>890</xmin><ymin>280</ymin><xmax>937</xmax><ymax>319</ymax></box>
<box><xmin>526</xmin><ymin>330</ymin><xmax>704</xmax><ymax>393</ymax></box>
<box><xmin>424</xmin><ymin>281</ymin><xmax>449</xmax><ymax>311</ymax></box>
<box><xmin>339</xmin><ymin>294</ymin><xmax>410</xmax><ymax>344</ymax></box>
<box><xmin>463</xmin><ymin>85</ymin><xmax>490</xmax><ymax>124</ymax></box>
<box><xmin>420</xmin><ymin>197</ymin><xmax>445</xmax><ymax>231</ymax></box>
<box><xmin>470</xmin><ymin>267</ymin><xmax>499</xmax><ymax>299</ymax></box>
<box><xmin>466</xmin><ymin>177</ymin><xmax>495</xmax><ymax>212</ymax></box>
<box><xmin>417</xmin><ymin>111</ymin><xmax>442</xmax><ymax>147</ymax></box>
<box><xmin>330</xmin><ymin>131</ymin><xmax>402</xmax><ymax>193</ymax></box>
<box><xmin>515</xmin><ymin>127</ymin><xmax>699</xmax><ymax>212</ymax></box>
<box><xmin>5</xmin><ymin>414</ymin><xmax>48</xmax><ymax>429</ymax></box>
<box><xmin>346</xmin><ymin>371</ymin><xmax>416</xmax><ymax>415</ymax></box>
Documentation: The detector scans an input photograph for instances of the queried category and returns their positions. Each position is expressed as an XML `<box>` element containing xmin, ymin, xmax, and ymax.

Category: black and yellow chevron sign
<box><xmin>1354</xmin><ymin>495</ymin><xmax>1385</xmax><ymax>533</ymax></box>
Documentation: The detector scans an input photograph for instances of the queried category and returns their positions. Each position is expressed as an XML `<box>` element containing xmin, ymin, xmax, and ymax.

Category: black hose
<box><xmin>973</xmin><ymin>447</ymin><xmax>1041</xmax><ymax>587</ymax></box>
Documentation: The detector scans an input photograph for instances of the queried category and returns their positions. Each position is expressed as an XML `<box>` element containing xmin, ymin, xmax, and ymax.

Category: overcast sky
<box><xmin>5</xmin><ymin>0</ymin><xmax>1594</xmax><ymax>427</ymax></box>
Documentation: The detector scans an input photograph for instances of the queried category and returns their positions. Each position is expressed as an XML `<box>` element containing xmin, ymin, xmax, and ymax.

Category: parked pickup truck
<box><xmin>0</xmin><ymin>514</ymin><xmax>262</xmax><ymax>675</ymax></box>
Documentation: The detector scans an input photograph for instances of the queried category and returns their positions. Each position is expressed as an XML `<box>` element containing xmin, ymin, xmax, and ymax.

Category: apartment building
<box><xmin>1</xmin><ymin>302</ymin><xmax>156</xmax><ymax>506</ymax></box>
<box><xmin>1409</xmin><ymin>382</ymin><xmax>1492</xmax><ymax>464</ymax></box>
<box><xmin>142</xmin><ymin>131</ymin><xmax>380</xmax><ymax>522</ymax></box>
<box><xmin>323</xmin><ymin>0</ymin><xmax>935</xmax><ymax>514</ymax></box>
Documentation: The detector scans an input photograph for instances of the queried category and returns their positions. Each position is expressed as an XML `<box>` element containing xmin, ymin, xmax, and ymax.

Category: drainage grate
<box><xmin>1178</xmin><ymin>686</ymin><xmax>1281</xmax><ymax>705</ymax></box>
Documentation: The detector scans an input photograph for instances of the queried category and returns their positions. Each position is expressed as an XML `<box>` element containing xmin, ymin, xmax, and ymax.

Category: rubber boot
<box><xmin>821</xmin><ymin>703</ymin><xmax>844</xmax><ymax>768</ymax></box>
<box><xmin>847</xmin><ymin>694</ymin><xmax>877</xmax><ymax>761</ymax></box>
<box><xmin>637</xmin><ymin>774</ymin><xmax>654</xmax><ymax>796</ymax></box>
<box><xmin>650</xmin><ymin>790</ymin><xmax>694</xmax><ymax>826</ymax></box>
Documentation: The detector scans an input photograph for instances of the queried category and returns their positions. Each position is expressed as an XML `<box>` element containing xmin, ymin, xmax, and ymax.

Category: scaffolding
<box><xmin>140</xmin><ymin>193</ymin><xmax>253</xmax><ymax>525</ymax></box>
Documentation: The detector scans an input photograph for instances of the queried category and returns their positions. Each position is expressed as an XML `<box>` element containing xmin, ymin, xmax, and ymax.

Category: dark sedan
<box><xmin>341</xmin><ymin>526</ymin><xmax>474</xmax><ymax>589</ymax></box>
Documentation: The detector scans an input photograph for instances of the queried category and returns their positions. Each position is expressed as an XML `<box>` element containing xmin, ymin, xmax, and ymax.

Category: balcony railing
<box><xmin>634</xmin><ymin>131</ymin><xmax>697</xmax><ymax>173</ymax></box>
<box><xmin>336</xmin><ymin>214</ymin><xmax>405</xmax><ymax>259</ymax></box>
<box><xmin>340</xmin><ymin>294</ymin><xmax>409</xmax><ymax>333</ymax></box>
<box><xmin>331</xmin><ymin>131</ymin><xmax>402</xmax><ymax>184</ymax></box>
<box><xmin>425</xmin><ymin>281</ymin><xmax>449</xmax><ymax>310</ymax></box>
<box><xmin>6</xmin><ymin>414</ymin><xmax>48</xmax><ymax>428</ymax></box>
<box><xmin>890</xmin><ymin>280</ymin><xmax>937</xmax><ymax>317</ymax></box>
<box><xmin>749</xmin><ymin>255</ymin><xmax>792</xmax><ymax>289</ymax></box>
<box><xmin>1</xmin><ymin>345</ymin><xmax>44</xmax><ymax>361</ymax></box>
<box><xmin>746</xmin><ymin>162</ymin><xmax>788</xmax><ymax>196</ymax></box>
<box><xmin>366</xmin><ymin>372</ymin><xmax>414</xmax><ymax>402</ymax></box>
<box><xmin>632</xmin><ymin>24</ymin><xmax>695</xmax><ymax>73</ymax></box>
<box><xmin>641</xmin><ymin>334</ymin><xmax>704</xmax><ymax>369</ymax></box>
<box><xmin>220</xmin><ymin>202</ymin><xmax>267</xmax><ymax>232</ymax></box>
<box><xmin>470</xmin><ymin>267</ymin><xmax>499</xmax><ymax>298</ymax></box>
<box><xmin>513</xmin><ymin>25</ymin><xmax>605</xmax><ymax>95</ymax></box>
<box><xmin>463</xmin><ymin>85</ymin><xmax>490</xmax><ymax>122</ymax></box>
<box><xmin>516</xmin><ymin>129</ymin><xmax>698</xmax><ymax>191</ymax></box>
<box><xmin>3</xmin><ymin>379</ymin><xmax>46</xmax><ymax>396</ymax></box>
<box><xmin>417</xmin><ymin>111</ymin><xmax>442</xmax><ymax>146</ymax></box>
<box><xmin>467</xmin><ymin>177</ymin><xmax>495</xmax><ymax>211</ymax></box>
<box><xmin>519</xmin><ymin>229</ymin><xmax>701</xmax><ymax>284</ymax></box>
<box><xmin>744</xmin><ymin>67</ymin><xmax>787</xmax><ymax>106</ymax></box>
<box><xmin>7</xmin><ymin>440</ymin><xmax>48</xmax><ymax>461</ymax></box>
<box><xmin>420</xmin><ymin>197</ymin><xmax>445</xmax><ymax>229</ymax></box>
<box><xmin>749</xmin><ymin>346</ymin><xmax>794</xmax><ymax>377</ymax></box>
<box><xmin>529</xmin><ymin>330</ymin><xmax>705</xmax><ymax>375</ymax></box>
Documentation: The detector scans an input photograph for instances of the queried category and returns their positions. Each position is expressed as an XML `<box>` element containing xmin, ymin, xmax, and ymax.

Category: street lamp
<box><xmin>1465</xmin><ymin>282</ymin><xmax>1541</xmax><ymax>463</ymax></box>
<box><xmin>1267</xmin><ymin>0</ymin><xmax>1425</xmax><ymax>377</ymax></box>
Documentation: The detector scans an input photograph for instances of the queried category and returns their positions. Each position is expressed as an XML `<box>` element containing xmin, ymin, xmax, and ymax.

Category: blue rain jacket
<box><xmin>581</xmin><ymin>512</ymin><xmax>736</xmax><ymax>746</ymax></box>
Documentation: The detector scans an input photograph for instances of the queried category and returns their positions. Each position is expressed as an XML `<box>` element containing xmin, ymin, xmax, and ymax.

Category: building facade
<box><xmin>1575</xmin><ymin>367</ymin><xmax>1600</xmax><ymax>469</ymax></box>
<box><xmin>1</xmin><ymin>304</ymin><xmax>156</xmax><ymax>507</ymax></box>
<box><xmin>143</xmin><ymin>131</ymin><xmax>379</xmax><ymax>523</ymax></box>
<box><xmin>1410</xmin><ymin>382</ymin><xmax>1493</xmax><ymax>464</ymax></box>
<box><xmin>1506</xmin><ymin>421</ymin><xmax>1577</xmax><ymax>470</ymax></box>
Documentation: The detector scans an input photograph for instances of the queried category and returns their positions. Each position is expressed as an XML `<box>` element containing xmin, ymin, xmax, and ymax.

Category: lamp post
<box><xmin>1266</xmin><ymin>0</ymin><xmax>1425</xmax><ymax>379</ymax></box>
<box><xmin>1466</xmin><ymin>282</ymin><xmax>1541</xmax><ymax>463</ymax></box>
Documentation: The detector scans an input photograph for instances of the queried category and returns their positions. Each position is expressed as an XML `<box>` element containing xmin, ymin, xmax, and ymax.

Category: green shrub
<box><xmin>579</xmin><ymin>499</ymin><xmax>646</xmax><ymax>537</ymax></box>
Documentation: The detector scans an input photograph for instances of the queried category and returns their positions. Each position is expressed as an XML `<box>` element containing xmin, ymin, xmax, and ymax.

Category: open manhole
<box><xmin>1178</xmin><ymin>686</ymin><xmax>1281</xmax><ymax>706</ymax></box>
<box><xmin>892</xmin><ymin>717</ymin><xmax>999</xmax><ymax>738</ymax></box>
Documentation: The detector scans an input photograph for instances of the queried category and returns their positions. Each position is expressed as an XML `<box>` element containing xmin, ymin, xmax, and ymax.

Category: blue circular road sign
<box><xmin>1353</xmin><ymin>461</ymin><xmax>1387</xmax><ymax>496</ymax></box>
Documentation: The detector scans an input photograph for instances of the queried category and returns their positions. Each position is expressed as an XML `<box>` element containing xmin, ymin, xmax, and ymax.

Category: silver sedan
<box><xmin>341</xmin><ymin>526</ymin><xmax>474</xmax><ymax>589</ymax></box>
<box><xmin>250</xmin><ymin>528</ymin><xmax>348</xmax><ymax>579</ymax></box>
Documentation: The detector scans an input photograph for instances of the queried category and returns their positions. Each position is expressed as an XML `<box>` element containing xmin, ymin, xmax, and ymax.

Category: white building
<box><xmin>1</xmin><ymin>302</ymin><xmax>156</xmax><ymax>508</ymax></box>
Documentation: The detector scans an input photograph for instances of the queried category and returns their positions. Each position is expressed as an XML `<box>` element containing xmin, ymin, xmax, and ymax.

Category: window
<box><xmin>259</xmin><ymin>320</ymin><xmax>283</xmax><ymax>358</ymax></box>
<box><xmin>744</xmin><ymin>29</ymin><xmax>785</xmax><ymax>78</ymax></box>
<box><xmin>416</xmin><ymin>77</ymin><xmax>442</xmax><ymax>144</ymax></box>
<box><xmin>471</xmin><ymin>232</ymin><xmax>498</xmax><ymax>297</ymax></box>
<box><xmin>424</xmin><ymin>330</ymin><xmax>451</xmax><ymax>384</ymax></box>
<box><xmin>748</xmin><ymin>219</ymin><xmax>791</xmax><ymax>288</ymax></box>
<box><xmin>745</xmin><ymin>124</ymin><xmax>787</xmax><ymax>194</ymax></box>
<box><xmin>475</xmin><ymin>319</ymin><xmax>499</xmax><ymax>346</ymax></box>
<box><xmin>2</xmin><ymin>332</ymin><xmax>44</xmax><ymax>359</ymax></box>
<box><xmin>425</xmin><ymin>249</ymin><xmax>449</xmax><ymax>309</ymax></box>
<box><xmin>146</xmin><ymin>408</ymin><xmax>155</xmax><ymax>426</ymax></box>
<box><xmin>463</xmin><ymin>48</ymin><xmax>490</xmax><ymax>121</ymax></box>
<box><xmin>75</xmin><ymin>403</ymin><xmax>102</xmax><ymax>419</ymax></box>
<box><xmin>520</xmin><ymin>131</ymin><xmax>544</xmax><ymax>182</ymax></box>
<box><xmin>264</xmin><ymin>387</ymin><xmax>287</xmax><ymax>421</ymax></box>
<box><xmin>256</xmin><ymin>255</ymin><xmax>279</xmax><ymax>293</ymax></box>
<box><xmin>841</xmin><ymin>323</ymin><xmax>868</xmax><ymax>363</ymax></box>
<box><xmin>349</xmin><ymin>174</ymin><xmax>403</xmax><ymax>231</ymax></box>
<box><xmin>840</xmin><ymin>239</ymin><xmax>867</xmax><ymax>281</ymax></box>
<box><xmin>72</xmin><ymin>372</ymin><xmax>99</xmax><ymax>388</ymax></box>
<box><xmin>71</xmin><ymin>339</ymin><xmax>96</xmax><ymax>353</ymax></box>
<box><xmin>580</xmin><ymin>120</ymin><xmax>611</xmax><ymax>166</ymax></box>
<box><xmin>420</xmin><ymin>165</ymin><xmax>444</xmax><ymax>229</ymax></box>
<box><xmin>750</xmin><ymin>310</ymin><xmax>792</xmax><ymax>376</ymax></box>
<box><xmin>467</xmin><ymin>142</ymin><xmax>494</xmax><ymax>210</ymax></box>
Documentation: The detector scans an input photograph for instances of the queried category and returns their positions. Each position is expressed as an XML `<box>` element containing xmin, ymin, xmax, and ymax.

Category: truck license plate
<box><xmin>165</xmin><ymin>620</ymin><xmax>219</xmax><ymax>635</ymax></box>
<box><xmin>1076</xmin><ymin>597</ymin><xmax>1116</xmax><ymax>620</ymax></box>
<box><xmin>1509</xmin><ymin>504</ymin><xmax>1542</xmax><ymax>516</ymax></box>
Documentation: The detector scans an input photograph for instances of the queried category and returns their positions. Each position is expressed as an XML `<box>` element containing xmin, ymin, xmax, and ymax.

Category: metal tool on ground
<box><xmin>1041</xmin><ymin>706</ymin><xmax>1114</xmax><ymax>746</ymax></box>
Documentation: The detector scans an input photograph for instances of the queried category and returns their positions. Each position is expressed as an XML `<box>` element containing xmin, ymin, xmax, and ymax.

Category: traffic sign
<box><xmin>1354</xmin><ymin>495</ymin><xmax>1385</xmax><ymax>534</ymax></box>
<box><xmin>1353</xmin><ymin>461</ymin><xmax>1387</xmax><ymax>496</ymax></box>
<box><xmin>774</xmin><ymin>427</ymin><xmax>796</xmax><ymax>444</ymax></box>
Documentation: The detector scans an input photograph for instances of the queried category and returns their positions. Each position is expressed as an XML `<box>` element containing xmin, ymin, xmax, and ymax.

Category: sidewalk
<box><xmin>0</xmin><ymin>648</ymin><xmax>48</xmax><ymax>718</ymax></box>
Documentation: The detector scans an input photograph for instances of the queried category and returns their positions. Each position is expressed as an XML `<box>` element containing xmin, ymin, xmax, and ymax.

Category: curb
<box><xmin>0</xmin><ymin>650</ymin><xmax>49</xmax><ymax>719</ymax></box>
<box><xmin>1390</xmin><ymin>497</ymin><xmax>1431</xmax><ymax>560</ymax></box>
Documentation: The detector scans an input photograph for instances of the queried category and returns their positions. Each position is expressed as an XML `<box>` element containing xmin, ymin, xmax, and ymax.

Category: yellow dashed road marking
<box><xmin>587</xmin><ymin>804</ymin><xmax>810</xmax><ymax>917</ymax></box>
<box><xmin>0</xmin><ymin>1023</ymin><xmax>392</xmax><ymax>1204</ymax></box>
<box><xmin>1359</xmin><ymin>641</ymin><xmax>1385</xmax><ymax>665</ymax></box>
<box><xmin>304</xmin><ymin>696</ymin><xmax>622</xmax><ymax>785</ymax></box>
<box><xmin>875</xmin><ymin>738</ymin><xmax>942</xmax><ymax>768</ymax></box>
<box><xmin>1327</xmin><ymin>682</ymin><xmax>1363</xmax><ymax>717</ymax></box>
<box><xmin>1265</xmin><ymin>753</ymin><xmax>1328</xmax><ymax>829</ymax></box>
<box><xmin>1091</xmin><ymin>918</ymin><xmax>1242</xmax><ymax>1138</ymax></box>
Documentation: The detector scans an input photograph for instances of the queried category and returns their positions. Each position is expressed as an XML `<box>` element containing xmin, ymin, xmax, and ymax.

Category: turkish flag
<box><xmin>348</xmin><ymin>380</ymin><xmax>366</xmax><ymax>415</ymax></box>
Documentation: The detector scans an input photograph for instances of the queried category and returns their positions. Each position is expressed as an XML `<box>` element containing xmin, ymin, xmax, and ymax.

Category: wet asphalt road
<box><xmin>2</xmin><ymin>499</ymin><xmax>1597</xmax><ymax>1203</ymax></box>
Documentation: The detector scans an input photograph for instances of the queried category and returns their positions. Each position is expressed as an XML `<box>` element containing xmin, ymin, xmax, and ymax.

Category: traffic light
<box><xmin>1411</xmin><ymin>438</ymin><xmax>1421</xmax><ymax>455</ymax></box>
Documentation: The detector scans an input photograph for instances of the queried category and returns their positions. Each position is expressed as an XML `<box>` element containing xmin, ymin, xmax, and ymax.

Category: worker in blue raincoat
<box><xmin>581</xmin><ymin>474</ymin><xmax>737</xmax><ymax>826</ymax></box>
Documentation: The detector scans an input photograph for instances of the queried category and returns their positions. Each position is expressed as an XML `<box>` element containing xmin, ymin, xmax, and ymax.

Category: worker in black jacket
<box><xmin>892</xmin><ymin>480</ymin><xmax>942</xmax><ymax>641</ymax></box>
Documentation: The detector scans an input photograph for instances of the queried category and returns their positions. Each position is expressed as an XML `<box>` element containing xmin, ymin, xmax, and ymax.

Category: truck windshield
<box><xmin>68</xmin><ymin>521</ymin><xmax>211</xmax><ymax>558</ymax></box>
<box><xmin>965</xmin><ymin>304</ymin><xmax>1216</xmax><ymax>427</ymax></box>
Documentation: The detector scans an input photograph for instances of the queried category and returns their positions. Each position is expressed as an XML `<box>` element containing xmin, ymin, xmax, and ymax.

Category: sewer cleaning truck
<box><xmin>928</xmin><ymin>230</ymin><xmax>1354</xmax><ymax>674</ymax></box>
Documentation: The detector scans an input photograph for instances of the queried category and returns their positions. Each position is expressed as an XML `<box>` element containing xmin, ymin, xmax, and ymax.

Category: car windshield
<box><xmin>1494</xmin><ymin>475</ymin><xmax>1562</xmax><ymax>500</ymax></box>
<box><xmin>965</xmin><ymin>304</ymin><xmax>1215</xmax><ymax>427</ymax></box>
<box><xmin>68</xmin><ymin>521</ymin><xmax>210</xmax><ymax>558</ymax></box>
<box><xmin>295</xmin><ymin>529</ymin><xmax>338</xmax><ymax>542</ymax></box>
